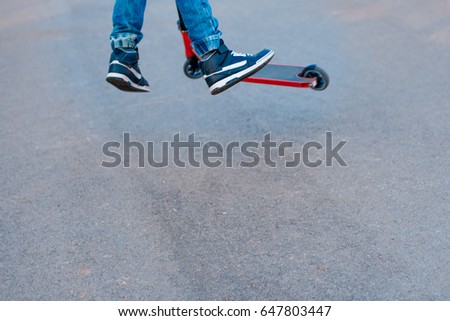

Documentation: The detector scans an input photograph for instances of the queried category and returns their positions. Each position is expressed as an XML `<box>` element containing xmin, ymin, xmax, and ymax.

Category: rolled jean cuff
<box><xmin>191</xmin><ymin>34</ymin><xmax>221</xmax><ymax>57</ymax></box>
<box><xmin>110</xmin><ymin>33</ymin><xmax>139</xmax><ymax>49</ymax></box>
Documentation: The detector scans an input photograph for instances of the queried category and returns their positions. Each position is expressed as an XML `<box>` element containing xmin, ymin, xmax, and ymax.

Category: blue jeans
<box><xmin>110</xmin><ymin>0</ymin><xmax>222</xmax><ymax>56</ymax></box>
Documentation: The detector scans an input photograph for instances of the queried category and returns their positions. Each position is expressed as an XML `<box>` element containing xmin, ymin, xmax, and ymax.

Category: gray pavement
<box><xmin>0</xmin><ymin>0</ymin><xmax>449</xmax><ymax>300</ymax></box>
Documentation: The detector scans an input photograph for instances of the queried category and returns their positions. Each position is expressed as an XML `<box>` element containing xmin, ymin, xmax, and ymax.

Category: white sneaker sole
<box><xmin>106</xmin><ymin>72</ymin><xmax>150</xmax><ymax>92</ymax></box>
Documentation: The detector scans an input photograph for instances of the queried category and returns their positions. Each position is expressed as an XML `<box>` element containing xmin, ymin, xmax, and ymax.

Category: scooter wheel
<box><xmin>301</xmin><ymin>65</ymin><xmax>329</xmax><ymax>91</ymax></box>
<box><xmin>183</xmin><ymin>60</ymin><xmax>203</xmax><ymax>79</ymax></box>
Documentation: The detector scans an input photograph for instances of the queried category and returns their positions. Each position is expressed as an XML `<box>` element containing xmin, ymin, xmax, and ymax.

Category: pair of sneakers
<box><xmin>106</xmin><ymin>40</ymin><xmax>274</xmax><ymax>95</ymax></box>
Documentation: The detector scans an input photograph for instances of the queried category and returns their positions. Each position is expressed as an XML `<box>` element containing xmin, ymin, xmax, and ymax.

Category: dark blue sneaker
<box><xmin>106</xmin><ymin>47</ymin><xmax>150</xmax><ymax>92</ymax></box>
<box><xmin>200</xmin><ymin>40</ymin><xmax>274</xmax><ymax>95</ymax></box>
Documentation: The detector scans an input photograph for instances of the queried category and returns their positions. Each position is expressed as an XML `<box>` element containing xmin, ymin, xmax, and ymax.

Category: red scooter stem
<box><xmin>181</xmin><ymin>31</ymin><xmax>197</xmax><ymax>59</ymax></box>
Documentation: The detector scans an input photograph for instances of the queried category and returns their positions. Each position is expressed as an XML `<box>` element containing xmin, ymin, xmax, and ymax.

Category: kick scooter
<box><xmin>177</xmin><ymin>8</ymin><xmax>330</xmax><ymax>91</ymax></box>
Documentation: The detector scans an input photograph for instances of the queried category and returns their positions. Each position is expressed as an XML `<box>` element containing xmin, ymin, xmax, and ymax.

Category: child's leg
<box><xmin>106</xmin><ymin>0</ymin><xmax>150</xmax><ymax>92</ymax></box>
<box><xmin>176</xmin><ymin>0</ymin><xmax>274</xmax><ymax>95</ymax></box>
<box><xmin>110</xmin><ymin>0</ymin><xmax>147</xmax><ymax>49</ymax></box>
<box><xmin>175</xmin><ymin>0</ymin><xmax>222</xmax><ymax>57</ymax></box>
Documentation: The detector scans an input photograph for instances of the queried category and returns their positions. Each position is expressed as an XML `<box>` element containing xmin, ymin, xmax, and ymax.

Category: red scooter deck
<box><xmin>243</xmin><ymin>64</ymin><xmax>316</xmax><ymax>88</ymax></box>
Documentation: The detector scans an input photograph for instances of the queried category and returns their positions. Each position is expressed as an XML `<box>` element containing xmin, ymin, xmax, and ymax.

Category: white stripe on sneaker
<box><xmin>110</xmin><ymin>60</ymin><xmax>142</xmax><ymax>80</ymax></box>
<box><xmin>204</xmin><ymin>61</ymin><xmax>247</xmax><ymax>78</ymax></box>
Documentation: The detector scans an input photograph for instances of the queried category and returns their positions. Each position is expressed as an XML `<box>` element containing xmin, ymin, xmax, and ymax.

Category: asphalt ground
<box><xmin>0</xmin><ymin>0</ymin><xmax>449</xmax><ymax>300</ymax></box>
